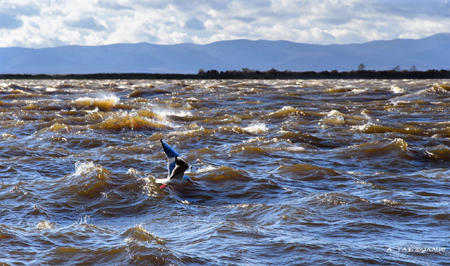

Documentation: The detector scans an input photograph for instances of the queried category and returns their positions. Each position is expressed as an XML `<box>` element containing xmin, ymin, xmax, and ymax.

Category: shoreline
<box><xmin>1</xmin><ymin>69</ymin><xmax>449</xmax><ymax>80</ymax></box>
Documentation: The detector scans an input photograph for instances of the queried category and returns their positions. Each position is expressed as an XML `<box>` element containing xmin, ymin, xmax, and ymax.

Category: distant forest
<box><xmin>1</xmin><ymin>69</ymin><xmax>449</xmax><ymax>79</ymax></box>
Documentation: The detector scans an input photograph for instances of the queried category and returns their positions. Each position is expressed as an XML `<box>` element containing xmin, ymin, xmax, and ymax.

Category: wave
<box><xmin>38</xmin><ymin>123</ymin><xmax>71</xmax><ymax>134</ymax></box>
<box><xmin>425</xmin><ymin>145</ymin><xmax>450</xmax><ymax>161</ymax></box>
<box><xmin>23</xmin><ymin>100</ymin><xmax>67</xmax><ymax>111</ymax></box>
<box><xmin>197</xmin><ymin>166</ymin><xmax>251</xmax><ymax>182</ymax></box>
<box><xmin>93</xmin><ymin>111</ymin><xmax>173</xmax><ymax>130</ymax></box>
<box><xmin>431</xmin><ymin>83</ymin><xmax>450</xmax><ymax>93</ymax></box>
<box><xmin>390</xmin><ymin>85</ymin><xmax>405</xmax><ymax>94</ymax></box>
<box><xmin>136</xmin><ymin>109</ymin><xmax>165</xmax><ymax>120</ymax></box>
<box><xmin>352</xmin><ymin>122</ymin><xmax>425</xmax><ymax>136</ymax></box>
<box><xmin>319</xmin><ymin>110</ymin><xmax>346</xmax><ymax>126</ymax></box>
<box><xmin>0</xmin><ymin>220</ymin><xmax>183</xmax><ymax>265</ymax></box>
<box><xmin>307</xmin><ymin>192</ymin><xmax>418</xmax><ymax>218</ymax></box>
<box><xmin>121</xmin><ymin>224</ymin><xmax>164</xmax><ymax>245</ymax></box>
<box><xmin>231</xmin><ymin>145</ymin><xmax>268</xmax><ymax>156</ymax></box>
<box><xmin>72</xmin><ymin>94</ymin><xmax>120</xmax><ymax>111</ymax></box>
<box><xmin>62</xmin><ymin>161</ymin><xmax>112</xmax><ymax>198</ymax></box>
<box><xmin>276</xmin><ymin>131</ymin><xmax>339</xmax><ymax>148</ymax></box>
<box><xmin>307</xmin><ymin>192</ymin><xmax>369</xmax><ymax>207</ymax></box>
<box><xmin>389</xmin><ymin>83</ymin><xmax>449</xmax><ymax>106</ymax></box>
<box><xmin>275</xmin><ymin>163</ymin><xmax>341</xmax><ymax>180</ymax></box>
<box><xmin>341</xmin><ymin>138</ymin><xmax>410</xmax><ymax>159</ymax></box>
<box><xmin>150</xmin><ymin>106</ymin><xmax>193</xmax><ymax>119</ymax></box>
<box><xmin>128</xmin><ymin>84</ymin><xmax>172</xmax><ymax>98</ymax></box>
<box><xmin>203</xmin><ymin>114</ymin><xmax>243</xmax><ymax>125</ymax></box>
<box><xmin>35</xmin><ymin>220</ymin><xmax>56</xmax><ymax>230</ymax></box>
<box><xmin>326</xmin><ymin>87</ymin><xmax>353</xmax><ymax>93</ymax></box>
<box><xmin>242</xmin><ymin>123</ymin><xmax>268</xmax><ymax>134</ymax></box>
<box><xmin>195</xmin><ymin>165</ymin><xmax>219</xmax><ymax>173</ymax></box>
<box><xmin>152</xmin><ymin>126</ymin><xmax>215</xmax><ymax>142</ymax></box>
<box><xmin>267</xmin><ymin>106</ymin><xmax>305</xmax><ymax>119</ymax></box>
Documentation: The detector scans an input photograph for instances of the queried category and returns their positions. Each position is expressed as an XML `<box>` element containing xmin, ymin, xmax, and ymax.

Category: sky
<box><xmin>0</xmin><ymin>0</ymin><xmax>449</xmax><ymax>48</ymax></box>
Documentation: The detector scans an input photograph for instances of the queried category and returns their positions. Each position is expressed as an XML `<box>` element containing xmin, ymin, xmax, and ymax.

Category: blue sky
<box><xmin>0</xmin><ymin>0</ymin><xmax>449</xmax><ymax>48</ymax></box>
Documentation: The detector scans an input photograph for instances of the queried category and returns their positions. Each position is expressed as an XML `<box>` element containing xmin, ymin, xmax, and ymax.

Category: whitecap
<box><xmin>320</xmin><ymin>110</ymin><xmax>345</xmax><ymax>126</ymax></box>
<box><xmin>286</xmin><ymin>146</ymin><xmax>305</xmax><ymax>152</ymax></box>
<box><xmin>74</xmin><ymin>161</ymin><xmax>102</xmax><ymax>177</ymax></box>
<box><xmin>350</xmin><ymin>88</ymin><xmax>367</xmax><ymax>94</ymax></box>
<box><xmin>73</xmin><ymin>93</ymin><xmax>120</xmax><ymax>111</ymax></box>
<box><xmin>351</xmin><ymin>122</ymin><xmax>374</xmax><ymax>132</ymax></box>
<box><xmin>243</xmin><ymin>123</ymin><xmax>268</xmax><ymax>134</ymax></box>
<box><xmin>36</xmin><ymin>220</ymin><xmax>56</xmax><ymax>230</ymax></box>
<box><xmin>151</xmin><ymin>106</ymin><xmax>192</xmax><ymax>118</ymax></box>
<box><xmin>196</xmin><ymin>165</ymin><xmax>219</xmax><ymax>173</ymax></box>
<box><xmin>390</xmin><ymin>85</ymin><xmax>405</xmax><ymax>94</ymax></box>
<box><xmin>45</xmin><ymin>87</ymin><xmax>58</xmax><ymax>92</ymax></box>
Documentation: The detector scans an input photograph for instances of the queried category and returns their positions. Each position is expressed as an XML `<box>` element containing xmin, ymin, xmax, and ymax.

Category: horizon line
<box><xmin>2</xmin><ymin>32</ymin><xmax>449</xmax><ymax>50</ymax></box>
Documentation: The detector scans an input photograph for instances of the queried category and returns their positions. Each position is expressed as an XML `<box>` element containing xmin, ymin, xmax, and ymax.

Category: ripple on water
<box><xmin>0</xmin><ymin>79</ymin><xmax>448</xmax><ymax>265</ymax></box>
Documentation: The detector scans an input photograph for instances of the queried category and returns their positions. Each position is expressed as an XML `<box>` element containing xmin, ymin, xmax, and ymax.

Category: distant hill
<box><xmin>0</xmin><ymin>33</ymin><xmax>449</xmax><ymax>74</ymax></box>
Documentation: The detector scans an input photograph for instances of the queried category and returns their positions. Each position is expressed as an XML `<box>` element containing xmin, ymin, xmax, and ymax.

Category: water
<box><xmin>0</xmin><ymin>79</ymin><xmax>448</xmax><ymax>265</ymax></box>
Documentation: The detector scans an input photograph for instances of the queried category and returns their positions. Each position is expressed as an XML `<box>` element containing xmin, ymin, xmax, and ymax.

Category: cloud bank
<box><xmin>0</xmin><ymin>0</ymin><xmax>448</xmax><ymax>47</ymax></box>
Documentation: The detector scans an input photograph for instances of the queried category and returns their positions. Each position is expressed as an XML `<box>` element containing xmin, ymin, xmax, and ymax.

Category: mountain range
<box><xmin>0</xmin><ymin>33</ymin><xmax>449</xmax><ymax>74</ymax></box>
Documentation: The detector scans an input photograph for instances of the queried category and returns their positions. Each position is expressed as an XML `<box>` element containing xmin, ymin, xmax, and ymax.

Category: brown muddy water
<box><xmin>0</xmin><ymin>79</ymin><xmax>449</xmax><ymax>265</ymax></box>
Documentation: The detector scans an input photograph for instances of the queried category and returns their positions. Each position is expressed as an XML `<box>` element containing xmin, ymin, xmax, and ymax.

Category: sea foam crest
<box><xmin>67</xmin><ymin>161</ymin><xmax>111</xmax><ymax>197</ymax></box>
<box><xmin>95</xmin><ymin>110</ymin><xmax>175</xmax><ymax>130</ymax></box>
<box><xmin>196</xmin><ymin>165</ymin><xmax>219</xmax><ymax>173</ymax></box>
<box><xmin>319</xmin><ymin>110</ymin><xmax>345</xmax><ymax>127</ymax></box>
<box><xmin>123</xmin><ymin>224</ymin><xmax>164</xmax><ymax>244</ymax></box>
<box><xmin>243</xmin><ymin>123</ymin><xmax>268</xmax><ymax>134</ymax></box>
<box><xmin>267</xmin><ymin>106</ymin><xmax>302</xmax><ymax>118</ymax></box>
<box><xmin>151</xmin><ymin>105</ymin><xmax>192</xmax><ymax>118</ymax></box>
<box><xmin>351</xmin><ymin>122</ymin><xmax>374</xmax><ymax>132</ymax></box>
<box><xmin>36</xmin><ymin>220</ymin><xmax>56</xmax><ymax>230</ymax></box>
<box><xmin>390</xmin><ymin>85</ymin><xmax>405</xmax><ymax>94</ymax></box>
<box><xmin>73</xmin><ymin>93</ymin><xmax>120</xmax><ymax>111</ymax></box>
<box><xmin>74</xmin><ymin>161</ymin><xmax>102</xmax><ymax>177</ymax></box>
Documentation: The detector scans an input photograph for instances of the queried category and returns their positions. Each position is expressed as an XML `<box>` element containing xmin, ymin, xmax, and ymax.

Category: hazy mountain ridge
<box><xmin>1</xmin><ymin>33</ymin><xmax>449</xmax><ymax>74</ymax></box>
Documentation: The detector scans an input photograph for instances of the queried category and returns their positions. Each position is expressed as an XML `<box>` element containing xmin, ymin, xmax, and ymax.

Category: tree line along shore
<box><xmin>1</xmin><ymin>69</ymin><xmax>449</xmax><ymax>80</ymax></box>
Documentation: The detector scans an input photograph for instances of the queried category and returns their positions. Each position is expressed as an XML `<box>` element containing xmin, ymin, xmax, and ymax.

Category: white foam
<box><xmin>389</xmin><ymin>99</ymin><xmax>409</xmax><ymax>106</ymax></box>
<box><xmin>77</xmin><ymin>215</ymin><xmax>91</xmax><ymax>225</ymax></box>
<box><xmin>351</xmin><ymin>88</ymin><xmax>367</xmax><ymax>94</ymax></box>
<box><xmin>151</xmin><ymin>106</ymin><xmax>192</xmax><ymax>118</ymax></box>
<box><xmin>268</xmin><ymin>106</ymin><xmax>297</xmax><ymax>117</ymax></box>
<box><xmin>36</xmin><ymin>220</ymin><xmax>56</xmax><ymax>230</ymax></box>
<box><xmin>196</xmin><ymin>165</ymin><xmax>219</xmax><ymax>173</ymax></box>
<box><xmin>287</xmin><ymin>146</ymin><xmax>305</xmax><ymax>152</ymax></box>
<box><xmin>320</xmin><ymin>110</ymin><xmax>345</xmax><ymax>126</ymax></box>
<box><xmin>390</xmin><ymin>85</ymin><xmax>405</xmax><ymax>94</ymax></box>
<box><xmin>78</xmin><ymin>93</ymin><xmax>119</xmax><ymax>103</ymax></box>
<box><xmin>126</xmin><ymin>168</ymin><xmax>142</xmax><ymax>176</ymax></box>
<box><xmin>138</xmin><ymin>176</ymin><xmax>158</xmax><ymax>197</ymax></box>
<box><xmin>244</xmin><ymin>137</ymin><xmax>266</xmax><ymax>143</ymax></box>
<box><xmin>243</xmin><ymin>123</ymin><xmax>268</xmax><ymax>134</ymax></box>
<box><xmin>45</xmin><ymin>87</ymin><xmax>58</xmax><ymax>92</ymax></box>
<box><xmin>351</xmin><ymin>122</ymin><xmax>374</xmax><ymax>132</ymax></box>
<box><xmin>74</xmin><ymin>161</ymin><xmax>98</xmax><ymax>177</ymax></box>
<box><xmin>102</xmin><ymin>110</ymin><xmax>175</xmax><ymax>129</ymax></box>
<box><xmin>327</xmin><ymin>110</ymin><xmax>344</xmax><ymax>117</ymax></box>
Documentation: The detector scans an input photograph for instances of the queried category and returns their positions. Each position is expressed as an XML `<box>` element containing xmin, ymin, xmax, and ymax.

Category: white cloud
<box><xmin>0</xmin><ymin>0</ymin><xmax>448</xmax><ymax>47</ymax></box>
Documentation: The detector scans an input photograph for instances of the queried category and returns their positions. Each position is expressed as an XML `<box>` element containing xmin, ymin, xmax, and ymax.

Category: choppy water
<box><xmin>0</xmin><ymin>79</ymin><xmax>449</xmax><ymax>265</ymax></box>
